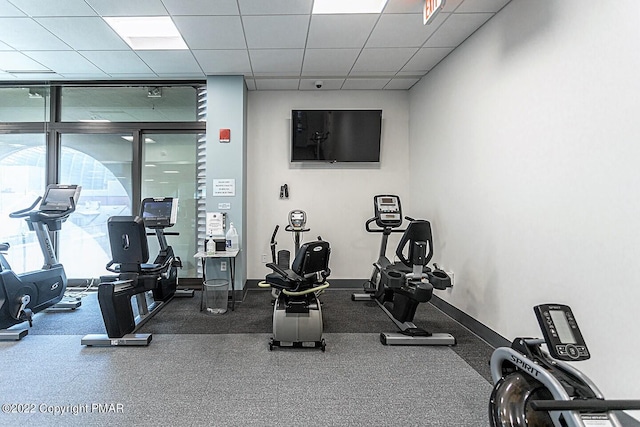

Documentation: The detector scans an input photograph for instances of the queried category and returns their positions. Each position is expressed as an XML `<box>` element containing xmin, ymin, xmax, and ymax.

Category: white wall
<box><xmin>246</xmin><ymin>90</ymin><xmax>410</xmax><ymax>280</ymax></box>
<box><xmin>409</xmin><ymin>0</ymin><xmax>640</xmax><ymax>408</ymax></box>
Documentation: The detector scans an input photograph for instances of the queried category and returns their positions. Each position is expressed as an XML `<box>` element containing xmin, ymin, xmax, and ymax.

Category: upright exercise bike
<box><xmin>489</xmin><ymin>303</ymin><xmax>640</xmax><ymax>426</ymax></box>
<box><xmin>140</xmin><ymin>197</ymin><xmax>192</xmax><ymax>300</ymax></box>
<box><xmin>0</xmin><ymin>184</ymin><xmax>81</xmax><ymax>341</ymax></box>
<box><xmin>352</xmin><ymin>195</ymin><xmax>455</xmax><ymax>346</ymax></box>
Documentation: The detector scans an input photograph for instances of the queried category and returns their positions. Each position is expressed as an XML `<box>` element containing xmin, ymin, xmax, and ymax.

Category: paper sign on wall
<box><xmin>213</xmin><ymin>179</ymin><xmax>236</xmax><ymax>196</ymax></box>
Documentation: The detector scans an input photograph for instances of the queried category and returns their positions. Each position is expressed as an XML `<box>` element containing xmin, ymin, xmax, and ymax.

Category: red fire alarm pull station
<box><xmin>219</xmin><ymin>128</ymin><xmax>230</xmax><ymax>143</ymax></box>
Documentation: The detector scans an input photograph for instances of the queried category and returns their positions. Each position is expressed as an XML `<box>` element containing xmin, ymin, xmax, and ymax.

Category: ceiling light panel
<box><xmin>103</xmin><ymin>16</ymin><xmax>188</xmax><ymax>50</ymax></box>
<box><xmin>312</xmin><ymin>0</ymin><xmax>388</xmax><ymax>14</ymax></box>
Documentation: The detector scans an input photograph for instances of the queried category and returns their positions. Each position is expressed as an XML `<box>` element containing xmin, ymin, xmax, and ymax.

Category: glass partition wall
<box><xmin>0</xmin><ymin>83</ymin><xmax>206</xmax><ymax>282</ymax></box>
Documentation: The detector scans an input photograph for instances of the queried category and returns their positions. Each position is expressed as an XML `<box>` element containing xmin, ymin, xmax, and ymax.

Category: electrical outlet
<box><xmin>220</xmin><ymin>261</ymin><xmax>227</xmax><ymax>272</ymax></box>
<box><xmin>261</xmin><ymin>254</ymin><xmax>268</xmax><ymax>263</ymax></box>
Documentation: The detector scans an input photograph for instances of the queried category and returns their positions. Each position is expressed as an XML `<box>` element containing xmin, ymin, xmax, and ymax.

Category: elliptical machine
<box><xmin>352</xmin><ymin>195</ymin><xmax>455</xmax><ymax>346</ymax></box>
<box><xmin>0</xmin><ymin>184</ymin><xmax>81</xmax><ymax>340</ymax></box>
<box><xmin>489</xmin><ymin>304</ymin><xmax>640</xmax><ymax>426</ymax></box>
<box><xmin>259</xmin><ymin>210</ymin><xmax>331</xmax><ymax>351</ymax></box>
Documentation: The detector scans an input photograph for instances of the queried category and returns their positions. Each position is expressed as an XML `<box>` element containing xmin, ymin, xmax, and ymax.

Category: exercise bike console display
<box><xmin>40</xmin><ymin>184</ymin><xmax>81</xmax><ymax>211</ymax></box>
<box><xmin>534</xmin><ymin>303</ymin><xmax>589</xmax><ymax>361</ymax></box>
<box><xmin>288</xmin><ymin>210</ymin><xmax>307</xmax><ymax>231</ymax></box>
<box><xmin>141</xmin><ymin>197</ymin><xmax>178</xmax><ymax>229</ymax></box>
<box><xmin>373</xmin><ymin>195</ymin><xmax>402</xmax><ymax>228</ymax></box>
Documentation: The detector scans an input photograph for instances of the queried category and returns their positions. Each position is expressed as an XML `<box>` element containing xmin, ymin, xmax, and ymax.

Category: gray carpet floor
<box><xmin>3</xmin><ymin>289</ymin><xmax>639</xmax><ymax>426</ymax></box>
<box><xmin>1</xmin><ymin>333</ymin><xmax>492</xmax><ymax>426</ymax></box>
<box><xmin>25</xmin><ymin>288</ymin><xmax>495</xmax><ymax>382</ymax></box>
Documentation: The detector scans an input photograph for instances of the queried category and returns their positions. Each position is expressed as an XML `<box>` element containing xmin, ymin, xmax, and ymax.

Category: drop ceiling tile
<box><xmin>383</xmin><ymin>0</ymin><xmax>423</xmax><ymax>14</ymax></box>
<box><xmin>108</xmin><ymin>73</ymin><xmax>159</xmax><ymax>79</ymax></box>
<box><xmin>307</xmin><ymin>14</ymin><xmax>378</xmax><ymax>49</ymax></box>
<box><xmin>154</xmin><ymin>72</ymin><xmax>205</xmax><ymax>78</ymax></box>
<box><xmin>0</xmin><ymin>0</ymin><xmax>26</xmax><ymax>16</ymax></box>
<box><xmin>79</xmin><ymin>50</ymin><xmax>154</xmax><ymax>74</ymax></box>
<box><xmin>384</xmin><ymin>78</ymin><xmax>420</xmax><ymax>89</ymax></box>
<box><xmin>192</xmin><ymin>50</ymin><xmax>251</xmax><ymax>74</ymax></box>
<box><xmin>348</xmin><ymin>70</ymin><xmax>397</xmax><ymax>77</ymax></box>
<box><xmin>0</xmin><ymin>40</ymin><xmax>13</xmax><ymax>50</ymax></box>
<box><xmin>84</xmin><ymin>0</ymin><xmax>168</xmax><ymax>16</ymax></box>
<box><xmin>242</xmin><ymin>15</ymin><xmax>310</xmax><ymax>49</ymax></box>
<box><xmin>0</xmin><ymin>51</ymin><xmax>50</xmax><ymax>71</ymax></box>
<box><xmin>424</xmin><ymin>12</ymin><xmax>493</xmax><ymax>47</ymax></box>
<box><xmin>23</xmin><ymin>50</ymin><xmax>103</xmax><ymax>73</ymax></box>
<box><xmin>456</xmin><ymin>0</ymin><xmax>511</xmax><ymax>13</ymax></box>
<box><xmin>0</xmin><ymin>18</ymin><xmax>71</xmax><ymax>50</ymax></box>
<box><xmin>250</xmin><ymin>49</ymin><xmax>304</xmax><ymax>74</ymax></box>
<box><xmin>136</xmin><ymin>50</ymin><xmax>203</xmax><ymax>74</ymax></box>
<box><xmin>238</xmin><ymin>0</ymin><xmax>312</xmax><ymax>15</ymax></box>
<box><xmin>35</xmin><ymin>17</ymin><xmax>130</xmax><ymax>50</ymax></box>
<box><xmin>299</xmin><ymin>78</ymin><xmax>344</xmax><ymax>90</ymax></box>
<box><xmin>342</xmin><ymin>78</ymin><xmax>390</xmax><ymax>90</ymax></box>
<box><xmin>443</xmin><ymin>0</ymin><xmax>466</xmax><ymax>12</ymax></box>
<box><xmin>401</xmin><ymin>46</ymin><xmax>452</xmax><ymax>72</ymax></box>
<box><xmin>174</xmin><ymin>16</ymin><xmax>245</xmax><ymax>50</ymax></box>
<box><xmin>351</xmin><ymin>47</ymin><xmax>418</xmax><ymax>73</ymax></box>
<box><xmin>255</xmin><ymin>78</ymin><xmax>300</xmax><ymax>90</ymax></box>
<box><xmin>302</xmin><ymin>49</ymin><xmax>359</xmax><ymax>75</ymax></box>
<box><xmin>161</xmin><ymin>0</ymin><xmax>239</xmax><ymax>15</ymax></box>
<box><xmin>11</xmin><ymin>72</ymin><xmax>62</xmax><ymax>79</ymax></box>
<box><xmin>59</xmin><ymin>72</ymin><xmax>111</xmax><ymax>79</ymax></box>
<box><xmin>366</xmin><ymin>12</ymin><xmax>448</xmax><ymax>48</ymax></box>
<box><xmin>12</xmin><ymin>0</ymin><xmax>98</xmax><ymax>17</ymax></box>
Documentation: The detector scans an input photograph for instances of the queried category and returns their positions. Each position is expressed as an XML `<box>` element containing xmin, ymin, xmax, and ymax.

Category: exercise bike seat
<box><xmin>265</xmin><ymin>240</ymin><xmax>331</xmax><ymax>292</ymax></box>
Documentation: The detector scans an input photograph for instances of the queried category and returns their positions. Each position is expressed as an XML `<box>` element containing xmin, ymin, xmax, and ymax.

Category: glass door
<box><xmin>141</xmin><ymin>133</ymin><xmax>199</xmax><ymax>277</ymax></box>
<box><xmin>59</xmin><ymin>133</ymin><xmax>133</xmax><ymax>278</ymax></box>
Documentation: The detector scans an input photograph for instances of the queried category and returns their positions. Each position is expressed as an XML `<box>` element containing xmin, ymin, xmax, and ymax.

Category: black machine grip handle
<box><xmin>530</xmin><ymin>399</ymin><xmax>640</xmax><ymax>412</ymax></box>
<box><xmin>284</xmin><ymin>224</ymin><xmax>310</xmax><ymax>233</ymax></box>
<box><xmin>9</xmin><ymin>197</ymin><xmax>42</xmax><ymax>218</ymax></box>
<box><xmin>365</xmin><ymin>217</ymin><xmax>406</xmax><ymax>234</ymax></box>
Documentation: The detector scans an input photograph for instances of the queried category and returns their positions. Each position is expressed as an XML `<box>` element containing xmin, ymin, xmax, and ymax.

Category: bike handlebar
<box><xmin>365</xmin><ymin>217</ymin><xmax>406</xmax><ymax>234</ymax></box>
<box><xmin>9</xmin><ymin>196</ymin><xmax>77</xmax><ymax>221</ymax></box>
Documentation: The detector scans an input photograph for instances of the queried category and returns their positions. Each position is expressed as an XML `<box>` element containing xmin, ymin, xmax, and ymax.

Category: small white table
<box><xmin>194</xmin><ymin>250</ymin><xmax>239</xmax><ymax>311</ymax></box>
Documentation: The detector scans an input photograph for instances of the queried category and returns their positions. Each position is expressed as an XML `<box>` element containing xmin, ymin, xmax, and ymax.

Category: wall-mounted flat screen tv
<box><xmin>291</xmin><ymin>109</ymin><xmax>382</xmax><ymax>163</ymax></box>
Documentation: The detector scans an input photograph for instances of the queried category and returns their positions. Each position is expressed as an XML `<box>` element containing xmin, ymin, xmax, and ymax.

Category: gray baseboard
<box><xmin>430</xmin><ymin>295</ymin><xmax>510</xmax><ymax>348</ymax></box>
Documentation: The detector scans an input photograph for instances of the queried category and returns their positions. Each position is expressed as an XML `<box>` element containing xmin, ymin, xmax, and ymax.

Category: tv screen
<box><xmin>291</xmin><ymin>110</ymin><xmax>382</xmax><ymax>163</ymax></box>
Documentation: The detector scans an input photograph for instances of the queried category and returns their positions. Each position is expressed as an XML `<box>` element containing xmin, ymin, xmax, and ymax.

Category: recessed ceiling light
<box><xmin>312</xmin><ymin>0</ymin><xmax>388</xmax><ymax>14</ymax></box>
<box><xmin>163</xmin><ymin>170</ymin><xmax>180</xmax><ymax>174</ymax></box>
<box><xmin>103</xmin><ymin>16</ymin><xmax>188</xmax><ymax>50</ymax></box>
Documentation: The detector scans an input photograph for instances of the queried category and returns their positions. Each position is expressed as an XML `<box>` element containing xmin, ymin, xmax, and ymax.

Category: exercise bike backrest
<box><xmin>395</xmin><ymin>220</ymin><xmax>433</xmax><ymax>269</ymax></box>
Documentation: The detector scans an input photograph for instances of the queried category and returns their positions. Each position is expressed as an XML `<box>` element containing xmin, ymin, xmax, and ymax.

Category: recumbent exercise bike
<box><xmin>489</xmin><ymin>303</ymin><xmax>640</xmax><ymax>426</ymax></box>
<box><xmin>259</xmin><ymin>210</ymin><xmax>331</xmax><ymax>351</ymax></box>
<box><xmin>0</xmin><ymin>184</ymin><xmax>81</xmax><ymax>341</ymax></box>
<box><xmin>82</xmin><ymin>201</ymin><xmax>182</xmax><ymax>347</ymax></box>
<box><xmin>352</xmin><ymin>195</ymin><xmax>455</xmax><ymax>346</ymax></box>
